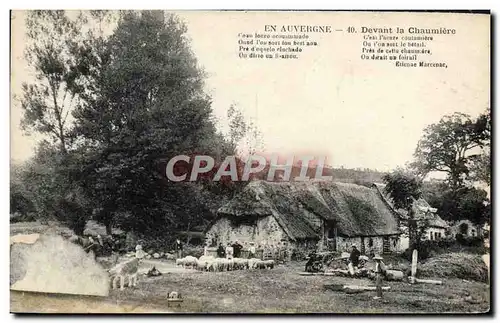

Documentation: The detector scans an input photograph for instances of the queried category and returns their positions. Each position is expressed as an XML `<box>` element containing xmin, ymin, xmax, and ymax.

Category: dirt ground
<box><xmin>10</xmin><ymin>259</ymin><xmax>490</xmax><ymax>314</ymax></box>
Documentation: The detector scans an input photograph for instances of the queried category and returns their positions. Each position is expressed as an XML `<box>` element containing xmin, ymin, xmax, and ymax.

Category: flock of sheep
<box><xmin>176</xmin><ymin>255</ymin><xmax>275</xmax><ymax>272</ymax></box>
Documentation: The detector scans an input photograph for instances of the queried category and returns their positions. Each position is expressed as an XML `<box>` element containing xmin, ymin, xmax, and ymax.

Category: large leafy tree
<box><xmin>412</xmin><ymin>111</ymin><xmax>490</xmax><ymax>190</ymax></box>
<box><xmin>18</xmin><ymin>11</ymin><xmax>88</xmax><ymax>153</ymax></box>
<box><xmin>72</xmin><ymin>11</ymin><xmax>234</xmax><ymax>236</ymax></box>
<box><xmin>422</xmin><ymin>183</ymin><xmax>490</xmax><ymax>226</ymax></box>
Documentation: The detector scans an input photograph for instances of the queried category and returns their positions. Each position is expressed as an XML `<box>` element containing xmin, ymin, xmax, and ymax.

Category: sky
<box><xmin>10</xmin><ymin>11</ymin><xmax>490</xmax><ymax>172</ymax></box>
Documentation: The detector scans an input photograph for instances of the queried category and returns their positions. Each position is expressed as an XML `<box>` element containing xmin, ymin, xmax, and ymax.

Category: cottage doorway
<box><xmin>360</xmin><ymin>237</ymin><xmax>366</xmax><ymax>254</ymax></box>
<box><xmin>327</xmin><ymin>225</ymin><xmax>337</xmax><ymax>251</ymax></box>
<box><xmin>382</xmin><ymin>237</ymin><xmax>390</xmax><ymax>254</ymax></box>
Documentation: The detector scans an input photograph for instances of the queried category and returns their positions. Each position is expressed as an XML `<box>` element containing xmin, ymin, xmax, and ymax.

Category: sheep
<box><xmin>214</xmin><ymin>258</ymin><xmax>229</xmax><ymax>272</ymax></box>
<box><xmin>254</xmin><ymin>260</ymin><xmax>267</xmax><ymax>269</ymax></box>
<box><xmin>206</xmin><ymin>260</ymin><xmax>218</xmax><ymax>272</ymax></box>
<box><xmin>263</xmin><ymin>259</ymin><xmax>275</xmax><ymax>269</ymax></box>
<box><xmin>175</xmin><ymin>256</ymin><xmax>198</xmax><ymax>269</ymax></box>
<box><xmin>108</xmin><ymin>258</ymin><xmax>141</xmax><ymax>290</ymax></box>
<box><xmin>252</xmin><ymin>259</ymin><xmax>274</xmax><ymax>270</ymax></box>
<box><xmin>184</xmin><ymin>256</ymin><xmax>198</xmax><ymax>268</ymax></box>
<box><xmin>206</xmin><ymin>258</ymin><xmax>222</xmax><ymax>272</ymax></box>
<box><xmin>197</xmin><ymin>256</ymin><xmax>215</xmax><ymax>271</ymax></box>
<box><xmin>248</xmin><ymin>258</ymin><xmax>261</xmax><ymax>269</ymax></box>
<box><xmin>233</xmin><ymin>258</ymin><xmax>249</xmax><ymax>270</ymax></box>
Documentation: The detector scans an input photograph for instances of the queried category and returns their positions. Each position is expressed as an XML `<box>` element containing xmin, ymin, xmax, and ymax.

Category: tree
<box><xmin>438</xmin><ymin>187</ymin><xmax>489</xmax><ymax>225</ymax></box>
<box><xmin>412</xmin><ymin>111</ymin><xmax>490</xmax><ymax>191</ymax></box>
<box><xmin>468</xmin><ymin>149</ymin><xmax>491</xmax><ymax>186</ymax></box>
<box><xmin>18</xmin><ymin>11</ymin><xmax>90</xmax><ymax>153</ymax></box>
<box><xmin>383</xmin><ymin>170</ymin><xmax>422</xmax><ymax>249</ymax></box>
<box><xmin>10</xmin><ymin>164</ymin><xmax>36</xmax><ymax>217</ymax></box>
<box><xmin>72</xmin><ymin>11</ymin><xmax>233</xmax><ymax>236</ymax></box>
<box><xmin>227</xmin><ymin>103</ymin><xmax>264</xmax><ymax>156</ymax></box>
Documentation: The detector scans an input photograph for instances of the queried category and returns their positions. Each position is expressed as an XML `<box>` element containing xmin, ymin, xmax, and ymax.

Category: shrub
<box><xmin>403</xmin><ymin>236</ymin><xmax>487</xmax><ymax>261</ymax></box>
<box><xmin>456</xmin><ymin>234</ymin><xmax>483</xmax><ymax>247</ymax></box>
<box><xmin>183</xmin><ymin>245</ymin><xmax>204</xmax><ymax>258</ymax></box>
<box><xmin>10</xmin><ymin>213</ymin><xmax>36</xmax><ymax>223</ymax></box>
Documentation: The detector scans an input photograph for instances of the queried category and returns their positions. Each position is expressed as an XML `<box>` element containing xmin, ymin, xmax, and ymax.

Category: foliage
<box><xmin>227</xmin><ymin>103</ymin><xmax>264</xmax><ymax>155</ymax></box>
<box><xmin>19</xmin><ymin>11</ymin><xmax>89</xmax><ymax>153</ymax></box>
<box><xmin>69</xmin><ymin>11</ymin><xmax>238</xmax><ymax>236</ymax></box>
<box><xmin>426</xmin><ymin>186</ymin><xmax>489</xmax><ymax>225</ymax></box>
<box><xmin>13</xmin><ymin>142</ymin><xmax>93</xmax><ymax>233</ymax></box>
<box><xmin>10</xmin><ymin>165</ymin><xmax>36</xmax><ymax>216</ymax></box>
<box><xmin>412</xmin><ymin>111</ymin><xmax>490</xmax><ymax>190</ymax></box>
<box><xmin>383</xmin><ymin>170</ymin><xmax>422</xmax><ymax>211</ymax></box>
<box><xmin>468</xmin><ymin>149</ymin><xmax>491</xmax><ymax>185</ymax></box>
<box><xmin>383</xmin><ymin>170</ymin><xmax>422</xmax><ymax>249</ymax></box>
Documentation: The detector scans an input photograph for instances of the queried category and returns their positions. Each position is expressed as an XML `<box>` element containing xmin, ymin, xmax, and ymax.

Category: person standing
<box><xmin>232</xmin><ymin>240</ymin><xmax>243</xmax><ymax>258</ymax></box>
<box><xmin>174</xmin><ymin>239</ymin><xmax>183</xmax><ymax>259</ymax></box>
<box><xmin>348</xmin><ymin>244</ymin><xmax>361</xmax><ymax>275</ymax></box>
<box><xmin>225</xmin><ymin>243</ymin><xmax>234</xmax><ymax>260</ymax></box>
<box><xmin>248</xmin><ymin>242</ymin><xmax>256</xmax><ymax>259</ymax></box>
<box><xmin>136</xmin><ymin>244</ymin><xmax>146</xmax><ymax>259</ymax></box>
<box><xmin>217</xmin><ymin>242</ymin><xmax>226</xmax><ymax>258</ymax></box>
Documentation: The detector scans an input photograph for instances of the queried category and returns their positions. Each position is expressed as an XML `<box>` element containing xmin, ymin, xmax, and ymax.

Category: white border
<box><xmin>2</xmin><ymin>1</ymin><xmax>498</xmax><ymax>322</ymax></box>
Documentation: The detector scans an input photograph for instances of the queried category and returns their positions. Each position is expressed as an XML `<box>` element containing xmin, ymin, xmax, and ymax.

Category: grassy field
<box><xmin>10</xmin><ymin>221</ymin><xmax>490</xmax><ymax>314</ymax></box>
<box><xmin>11</xmin><ymin>260</ymin><xmax>490</xmax><ymax>314</ymax></box>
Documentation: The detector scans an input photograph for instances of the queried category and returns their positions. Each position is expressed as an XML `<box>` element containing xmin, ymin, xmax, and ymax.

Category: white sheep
<box><xmin>197</xmin><ymin>256</ymin><xmax>215</xmax><ymax>271</ymax></box>
<box><xmin>233</xmin><ymin>258</ymin><xmax>249</xmax><ymax>270</ymax></box>
<box><xmin>248</xmin><ymin>258</ymin><xmax>261</xmax><ymax>269</ymax></box>
<box><xmin>108</xmin><ymin>258</ymin><xmax>141</xmax><ymax>290</ymax></box>
<box><xmin>263</xmin><ymin>259</ymin><xmax>275</xmax><ymax>269</ymax></box>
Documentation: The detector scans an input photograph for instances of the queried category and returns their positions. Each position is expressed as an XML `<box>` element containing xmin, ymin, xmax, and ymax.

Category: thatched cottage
<box><xmin>449</xmin><ymin>219</ymin><xmax>484</xmax><ymax>238</ymax></box>
<box><xmin>373</xmin><ymin>183</ymin><xmax>449</xmax><ymax>247</ymax></box>
<box><xmin>205</xmin><ymin>180</ymin><xmax>402</xmax><ymax>255</ymax></box>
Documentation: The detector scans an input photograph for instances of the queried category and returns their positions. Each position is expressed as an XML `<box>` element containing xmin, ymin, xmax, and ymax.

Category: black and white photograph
<box><xmin>9</xmin><ymin>10</ymin><xmax>491</xmax><ymax>314</ymax></box>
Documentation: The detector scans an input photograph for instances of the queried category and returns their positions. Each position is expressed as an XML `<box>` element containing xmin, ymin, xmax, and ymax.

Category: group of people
<box><xmin>216</xmin><ymin>240</ymin><xmax>256</xmax><ymax>259</ymax></box>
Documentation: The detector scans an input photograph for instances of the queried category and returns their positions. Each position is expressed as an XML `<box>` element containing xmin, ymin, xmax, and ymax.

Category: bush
<box><xmin>456</xmin><ymin>234</ymin><xmax>484</xmax><ymax>247</ymax></box>
<box><xmin>291</xmin><ymin>249</ymin><xmax>308</xmax><ymax>261</ymax></box>
<box><xmin>10</xmin><ymin>213</ymin><xmax>36</xmax><ymax>223</ymax></box>
<box><xmin>402</xmin><ymin>242</ymin><xmax>432</xmax><ymax>261</ymax></box>
<box><xmin>403</xmin><ymin>236</ymin><xmax>487</xmax><ymax>261</ymax></box>
<box><xmin>183</xmin><ymin>245</ymin><xmax>204</xmax><ymax>258</ymax></box>
<box><xmin>139</xmin><ymin>237</ymin><xmax>172</xmax><ymax>253</ymax></box>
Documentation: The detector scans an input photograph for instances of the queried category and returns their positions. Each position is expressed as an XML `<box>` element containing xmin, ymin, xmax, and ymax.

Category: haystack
<box><xmin>10</xmin><ymin>234</ymin><xmax>109</xmax><ymax>296</ymax></box>
<box><xmin>418</xmin><ymin>253</ymin><xmax>489</xmax><ymax>283</ymax></box>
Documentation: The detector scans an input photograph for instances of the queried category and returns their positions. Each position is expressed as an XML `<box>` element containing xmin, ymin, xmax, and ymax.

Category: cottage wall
<box><xmin>205</xmin><ymin>216</ymin><xmax>287</xmax><ymax>247</ymax></box>
<box><xmin>450</xmin><ymin>220</ymin><xmax>482</xmax><ymax>238</ymax></box>
<box><xmin>425</xmin><ymin>227</ymin><xmax>446</xmax><ymax>241</ymax></box>
<box><xmin>335</xmin><ymin>235</ymin><xmax>400</xmax><ymax>255</ymax></box>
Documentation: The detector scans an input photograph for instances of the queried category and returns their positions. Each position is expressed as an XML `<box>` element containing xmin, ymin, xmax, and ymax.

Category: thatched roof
<box><xmin>426</xmin><ymin>214</ymin><xmax>449</xmax><ymax>229</ymax></box>
<box><xmin>216</xmin><ymin>180</ymin><xmax>400</xmax><ymax>240</ymax></box>
<box><xmin>372</xmin><ymin>183</ymin><xmax>448</xmax><ymax>228</ymax></box>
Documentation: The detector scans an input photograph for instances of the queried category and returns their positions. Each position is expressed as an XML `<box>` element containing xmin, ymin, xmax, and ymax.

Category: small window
<box><xmin>459</xmin><ymin>223</ymin><xmax>469</xmax><ymax>235</ymax></box>
<box><xmin>369</xmin><ymin>238</ymin><xmax>373</xmax><ymax>247</ymax></box>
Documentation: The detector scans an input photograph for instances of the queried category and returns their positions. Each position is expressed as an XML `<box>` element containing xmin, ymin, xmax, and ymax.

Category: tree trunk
<box><xmin>408</xmin><ymin>207</ymin><xmax>417</xmax><ymax>250</ymax></box>
<box><xmin>105</xmin><ymin>221</ymin><xmax>112</xmax><ymax>236</ymax></box>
